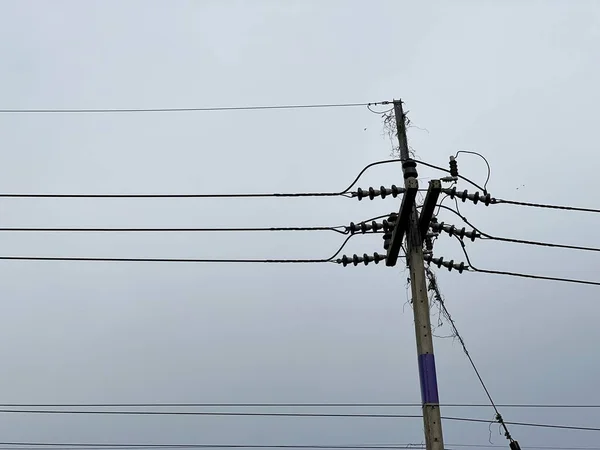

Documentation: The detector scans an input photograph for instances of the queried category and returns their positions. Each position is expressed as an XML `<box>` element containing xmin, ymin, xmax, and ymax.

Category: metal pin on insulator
<box><xmin>431</xmin><ymin>221</ymin><xmax>479</xmax><ymax>242</ymax></box>
<box><xmin>442</xmin><ymin>187</ymin><xmax>492</xmax><ymax>206</ymax></box>
<box><xmin>424</xmin><ymin>254</ymin><xmax>467</xmax><ymax>273</ymax></box>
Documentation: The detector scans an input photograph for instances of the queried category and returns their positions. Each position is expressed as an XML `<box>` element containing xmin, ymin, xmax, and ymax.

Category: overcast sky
<box><xmin>0</xmin><ymin>0</ymin><xmax>599</xmax><ymax>448</ymax></box>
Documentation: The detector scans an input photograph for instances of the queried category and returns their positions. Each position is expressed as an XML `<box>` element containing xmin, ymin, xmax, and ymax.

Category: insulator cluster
<box><xmin>382</xmin><ymin>213</ymin><xmax>398</xmax><ymax>251</ymax></box>
<box><xmin>442</xmin><ymin>187</ymin><xmax>493</xmax><ymax>206</ymax></box>
<box><xmin>449</xmin><ymin>156</ymin><xmax>458</xmax><ymax>177</ymax></box>
<box><xmin>352</xmin><ymin>185</ymin><xmax>405</xmax><ymax>201</ymax></box>
<box><xmin>424</xmin><ymin>254</ymin><xmax>468</xmax><ymax>273</ymax></box>
<box><xmin>430</xmin><ymin>221</ymin><xmax>479</xmax><ymax>241</ymax></box>
<box><xmin>336</xmin><ymin>252</ymin><xmax>386</xmax><ymax>267</ymax></box>
<box><xmin>403</xmin><ymin>159</ymin><xmax>418</xmax><ymax>179</ymax></box>
<box><xmin>349</xmin><ymin>213</ymin><xmax>397</xmax><ymax>234</ymax></box>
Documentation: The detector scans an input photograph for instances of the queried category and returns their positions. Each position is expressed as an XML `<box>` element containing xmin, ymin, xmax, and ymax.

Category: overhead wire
<box><xmin>454</xmin><ymin>150</ymin><xmax>491</xmax><ymax>193</ymax></box>
<box><xmin>410</xmin><ymin>160</ymin><xmax>487</xmax><ymax>193</ymax></box>
<box><xmin>0</xmin><ymin>226</ymin><xmax>349</xmax><ymax>235</ymax></box>
<box><xmin>436</xmin><ymin>204</ymin><xmax>600</xmax><ymax>253</ymax></box>
<box><xmin>433</xmin><ymin>204</ymin><xmax>600</xmax><ymax>286</ymax></box>
<box><xmin>0</xmin><ymin>444</ymin><xmax>594</xmax><ymax>450</ymax></box>
<box><xmin>491</xmin><ymin>198</ymin><xmax>600</xmax><ymax>214</ymax></box>
<box><xmin>0</xmin><ymin>159</ymin><xmax>402</xmax><ymax>199</ymax></box>
<box><xmin>450</xmin><ymin>234</ymin><xmax>600</xmax><ymax>287</ymax></box>
<box><xmin>0</xmin><ymin>214</ymin><xmax>391</xmax><ymax>264</ymax></box>
<box><xmin>424</xmin><ymin>268</ymin><xmax>516</xmax><ymax>444</ymax></box>
<box><xmin>0</xmin><ymin>101</ymin><xmax>390</xmax><ymax>114</ymax></box>
<box><xmin>0</xmin><ymin>410</ymin><xmax>596</xmax><ymax>432</ymax></box>
<box><xmin>0</xmin><ymin>402</ymin><xmax>598</xmax><ymax>408</ymax></box>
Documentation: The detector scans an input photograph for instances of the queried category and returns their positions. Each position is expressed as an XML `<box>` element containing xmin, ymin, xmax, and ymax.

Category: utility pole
<box><xmin>392</xmin><ymin>99</ymin><xmax>445</xmax><ymax>450</ymax></box>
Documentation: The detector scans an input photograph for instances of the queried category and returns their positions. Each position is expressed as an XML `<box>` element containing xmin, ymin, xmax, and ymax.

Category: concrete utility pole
<box><xmin>392</xmin><ymin>100</ymin><xmax>445</xmax><ymax>450</ymax></box>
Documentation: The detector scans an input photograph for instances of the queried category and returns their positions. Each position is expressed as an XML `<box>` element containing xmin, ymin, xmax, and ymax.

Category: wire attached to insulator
<box><xmin>442</xmin><ymin>187</ymin><xmax>492</xmax><ymax>206</ymax></box>
<box><xmin>424</xmin><ymin>254</ymin><xmax>468</xmax><ymax>273</ymax></box>
<box><xmin>336</xmin><ymin>252</ymin><xmax>385</xmax><ymax>267</ymax></box>
<box><xmin>430</xmin><ymin>221</ymin><xmax>479</xmax><ymax>242</ymax></box>
<box><xmin>352</xmin><ymin>185</ymin><xmax>405</xmax><ymax>201</ymax></box>
<box><xmin>348</xmin><ymin>213</ymin><xmax>397</xmax><ymax>235</ymax></box>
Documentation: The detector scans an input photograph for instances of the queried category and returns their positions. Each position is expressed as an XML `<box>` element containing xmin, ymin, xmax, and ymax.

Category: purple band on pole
<box><xmin>418</xmin><ymin>353</ymin><xmax>440</xmax><ymax>405</ymax></box>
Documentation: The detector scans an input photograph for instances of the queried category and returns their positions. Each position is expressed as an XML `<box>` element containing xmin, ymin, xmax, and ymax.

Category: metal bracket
<box><xmin>386</xmin><ymin>177</ymin><xmax>418</xmax><ymax>267</ymax></box>
<box><xmin>418</xmin><ymin>179</ymin><xmax>442</xmax><ymax>241</ymax></box>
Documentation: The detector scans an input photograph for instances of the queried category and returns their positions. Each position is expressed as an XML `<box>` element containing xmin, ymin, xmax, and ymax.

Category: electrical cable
<box><xmin>452</xmin><ymin>235</ymin><xmax>600</xmax><ymax>287</ymax></box>
<box><xmin>492</xmin><ymin>198</ymin><xmax>600</xmax><ymax>214</ymax></box>
<box><xmin>0</xmin><ymin>101</ymin><xmax>390</xmax><ymax>114</ymax></box>
<box><xmin>0</xmin><ymin>159</ymin><xmax>402</xmax><ymax>199</ymax></box>
<box><xmin>0</xmin><ymin>445</ymin><xmax>429</xmax><ymax>449</ymax></box>
<box><xmin>0</xmin><ymin>226</ymin><xmax>349</xmax><ymax>235</ymax></box>
<box><xmin>411</xmin><ymin>160</ymin><xmax>486</xmax><ymax>193</ymax></box>
<box><xmin>0</xmin><ymin>411</ymin><xmax>595</xmax><ymax>432</ymax></box>
<box><xmin>0</xmin><ymin>445</ymin><xmax>593</xmax><ymax>450</ymax></box>
<box><xmin>0</xmin><ymin>445</ymin><xmax>594</xmax><ymax>450</ymax></box>
<box><xmin>444</xmin><ymin>416</ymin><xmax>600</xmax><ymax>432</ymax></box>
<box><xmin>424</xmin><ymin>268</ymin><xmax>516</xmax><ymax>444</ymax></box>
<box><xmin>436</xmin><ymin>204</ymin><xmax>600</xmax><ymax>253</ymax></box>
<box><xmin>454</xmin><ymin>150</ymin><xmax>491</xmax><ymax>193</ymax></box>
<box><xmin>0</xmin><ymin>213</ymin><xmax>393</xmax><ymax>264</ymax></box>
<box><xmin>0</xmin><ymin>402</ymin><xmax>598</xmax><ymax>408</ymax></box>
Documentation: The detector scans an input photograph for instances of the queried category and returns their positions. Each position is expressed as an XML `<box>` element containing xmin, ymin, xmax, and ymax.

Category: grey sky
<box><xmin>0</xmin><ymin>0</ymin><xmax>599</xmax><ymax>448</ymax></box>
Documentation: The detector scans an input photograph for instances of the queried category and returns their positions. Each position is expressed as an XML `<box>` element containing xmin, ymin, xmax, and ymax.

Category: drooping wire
<box><xmin>367</xmin><ymin>104</ymin><xmax>394</xmax><ymax>115</ymax></box>
<box><xmin>424</xmin><ymin>267</ymin><xmax>516</xmax><ymax>444</ymax></box>
<box><xmin>0</xmin><ymin>214</ymin><xmax>389</xmax><ymax>265</ymax></box>
<box><xmin>452</xmin><ymin>235</ymin><xmax>600</xmax><ymax>287</ymax></box>
<box><xmin>0</xmin><ymin>159</ymin><xmax>402</xmax><ymax>199</ymax></box>
<box><xmin>436</xmin><ymin>204</ymin><xmax>600</xmax><ymax>253</ymax></box>
<box><xmin>454</xmin><ymin>150</ymin><xmax>491</xmax><ymax>193</ymax></box>
<box><xmin>0</xmin><ymin>101</ymin><xmax>391</xmax><ymax>114</ymax></box>
<box><xmin>412</xmin><ymin>160</ymin><xmax>487</xmax><ymax>193</ymax></box>
<box><xmin>0</xmin><ymin>226</ymin><xmax>349</xmax><ymax>235</ymax></box>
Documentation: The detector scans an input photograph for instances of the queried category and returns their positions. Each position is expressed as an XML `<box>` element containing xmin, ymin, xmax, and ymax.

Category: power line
<box><xmin>0</xmin><ymin>159</ymin><xmax>401</xmax><ymax>199</ymax></box>
<box><xmin>0</xmin><ymin>101</ymin><xmax>389</xmax><ymax>114</ymax></box>
<box><xmin>436</xmin><ymin>204</ymin><xmax>600</xmax><ymax>253</ymax></box>
<box><xmin>453</xmin><ymin>236</ymin><xmax>600</xmax><ymax>287</ymax></box>
<box><xmin>454</xmin><ymin>150</ymin><xmax>491</xmax><ymax>193</ymax></box>
<box><xmin>411</xmin><ymin>160</ymin><xmax>486</xmax><ymax>193</ymax></box>
<box><xmin>0</xmin><ymin>409</ymin><xmax>597</xmax><ymax>432</ymax></box>
<box><xmin>0</xmin><ymin>444</ymin><xmax>593</xmax><ymax>450</ymax></box>
<box><xmin>445</xmin><ymin>416</ymin><xmax>600</xmax><ymax>432</ymax></box>
<box><xmin>0</xmin><ymin>256</ymin><xmax>332</xmax><ymax>264</ymax></box>
<box><xmin>425</xmin><ymin>268</ymin><xmax>516</xmax><ymax>444</ymax></box>
<box><xmin>493</xmin><ymin>198</ymin><xmax>600</xmax><ymax>214</ymax></box>
<box><xmin>0</xmin><ymin>227</ymin><xmax>381</xmax><ymax>264</ymax></box>
<box><xmin>0</xmin><ymin>444</ymin><xmax>594</xmax><ymax>450</ymax></box>
<box><xmin>0</xmin><ymin>445</ymin><xmax>432</xmax><ymax>449</ymax></box>
<box><xmin>434</xmin><ymin>205</ymin><xmax>600</xmax><ymax>286</ymax></box>
<box><xmin>0</xmin><ymin>226</ymin><xmax>348</xmax><ymax>235</ymax></box>
<box><xmin>0</xmin><ymin>402</ymin><xmax>599</xmax><ymax>408</ymax></box>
